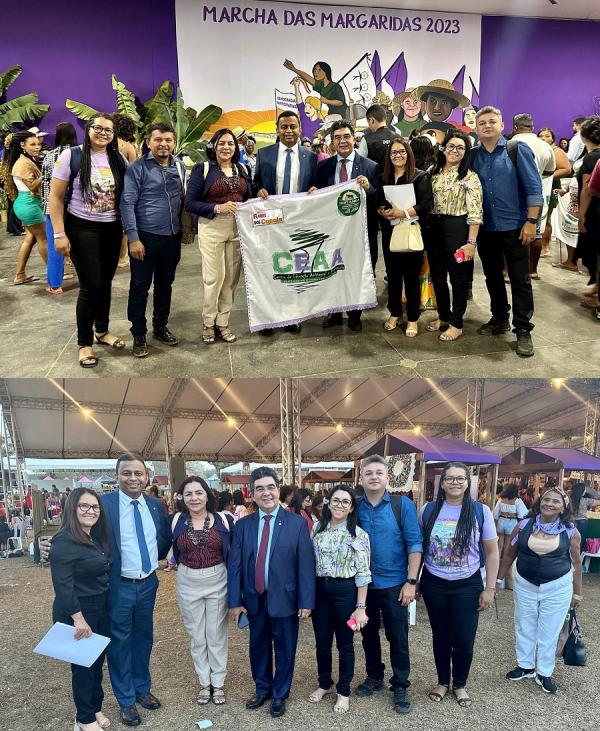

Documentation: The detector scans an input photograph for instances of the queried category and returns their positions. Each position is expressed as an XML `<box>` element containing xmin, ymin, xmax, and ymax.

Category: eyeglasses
<box><xmin>390</xmin><ymin>149</ymin><xmax>408</xmax><ymax>157</ymax></box>
<box><xmin>445</xmin><ymin>144</ymin><xmax>466</xmax><ymax>153</ymax></box>
<box><xmin>253</xmin><ymin>485</ymin><xmax>279</xmax><ymax>494</ymax></box>
<box><xmin>333</xmin><ymin>134</ymin><xmax>353</xmax><ymax>142</ymax></box>
<box><xmin>329</xmin><ymin>498</ymin><xmax>352</xmax><ymax>508</ymax></box>
<box><xmin>443</xmin><ymin>476</ymin><xmax>467</xmax><ymax>484</ymax></box>
<box><xmin>90</xmin><ymin>125</ymin><xmax>114</xmax><ymax>136</ymax></box>
<box><xmin>77</xmin><ymin>503</ymin><xmax>100</xmax><ymax>514</ymax></box>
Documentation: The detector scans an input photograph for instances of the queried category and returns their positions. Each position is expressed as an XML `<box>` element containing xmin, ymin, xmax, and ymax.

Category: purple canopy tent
<box><xmin>501</xmin><ymin>447</ymin><xmax>600</xmax><ymax>487</ymax></box>
<box><xmin>358</xmin><ymin>432</ymin><xmax>501</xmax><ymax>507</ymax></box>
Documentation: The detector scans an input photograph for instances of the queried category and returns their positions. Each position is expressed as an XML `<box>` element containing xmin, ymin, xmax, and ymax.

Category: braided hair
<box><xmin>0</xmin><ymin>131</ymin><xmax>38</xmax><ymax>201</ymax></box>
<box><xmin>79</xmin><ymin>114</ymin><xmax>126</xmax><ymax>205</ymax></box>
<box><xmin>422</xmin><ymin>462</ymin><xmax>477</xmax><ymax>561</ymax></box>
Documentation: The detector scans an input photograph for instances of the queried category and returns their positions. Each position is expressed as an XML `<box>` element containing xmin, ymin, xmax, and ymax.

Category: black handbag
<box><xmin>563</xmin><ymin>609</ymin><xmax>587</xmax><ymax>666</ymax></box>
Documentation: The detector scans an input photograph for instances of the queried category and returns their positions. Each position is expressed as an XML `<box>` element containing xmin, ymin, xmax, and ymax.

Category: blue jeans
<box><xmin>45</xmin><ymin>215</ymin><xmax>64</xmax><ymax>288</ymax></box>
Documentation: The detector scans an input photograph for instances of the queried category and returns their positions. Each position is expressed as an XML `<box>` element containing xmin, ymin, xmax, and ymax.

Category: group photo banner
<box><xmin>176</xmin><ymin>0</ymin><xmax>482</xmax><ymax>139</ymax></box>
<box><xmin>235</xmin><ymin>181</ymin><xmax>377</xmax><ymax>331</ymax></box>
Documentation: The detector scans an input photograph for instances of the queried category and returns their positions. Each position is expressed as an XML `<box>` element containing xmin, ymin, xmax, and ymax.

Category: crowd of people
<box><xmin>1</xmin><ymin>104</ymin><xmax>599</xmax><ymax>366</ymax></box>
<box><xmin>40</xmin><ymin>452</ymin><xmax>587</xmax><ymax>730</ymax></box>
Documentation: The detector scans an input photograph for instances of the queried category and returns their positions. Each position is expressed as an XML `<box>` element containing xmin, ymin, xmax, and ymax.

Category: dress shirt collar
<box><xmin>259</xmin><ymin>505</ymin><xmax>280</xmax><ymax>521</ymax></box>
<box><xmin>278</xmin><ymin>141</ymin><xmax>299</xmax><ymax>156</ymax></box>
<box><xmin>145</xmin><ymin>151</ymin><xmax>175</xmax><ymax>167</ymax></box>
<box><xmin>337</xmin><ymin>151</ymin><xmax>356</xmax><ymax>166</ymax></box>
<box><xmin>118</xmin><ymin>489</ymin><xmax>148</xmax><ymax>509</ymax></box>
<box><xmin>327</xmin><ymin>520</ymin><xmax>348</xmax><ymax>531</ymax></box>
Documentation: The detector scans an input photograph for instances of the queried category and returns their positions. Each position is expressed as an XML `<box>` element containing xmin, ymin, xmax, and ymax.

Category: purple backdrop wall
<box><xmin>0</xmin><ymin>0</ymin><xmax>179</xmax><ymax>143</ymax></box>
<box><xmin>480</xmin><ymin>16</ymin><xmax>600</xmax><ymax>139</ymax></box>
<box><xmin>1</xmin><ymin>6</ymin><xmax>598</xmax><ymax>144</ymax></box>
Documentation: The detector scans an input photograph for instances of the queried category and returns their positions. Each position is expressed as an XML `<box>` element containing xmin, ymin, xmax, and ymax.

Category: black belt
<box><xmin>120</xmin><ymin>571</ymin><xmax>156</xmax><ymax>584</ymax></box>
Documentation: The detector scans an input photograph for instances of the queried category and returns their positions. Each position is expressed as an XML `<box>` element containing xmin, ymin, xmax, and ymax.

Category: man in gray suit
<box><xmin>253</xmin><ymin>110</ymin><xmax>318</xmax><ymax>336</ymax></box>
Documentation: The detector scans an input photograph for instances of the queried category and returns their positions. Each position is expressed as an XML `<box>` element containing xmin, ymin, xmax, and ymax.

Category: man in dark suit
<box><xmin>101</xmin><ymin>453</ymin><xmax>172</xmax><ymax>726</ymax></box>
<box><xmin>228</xmin><ymin>467</ymin><xmax>315</xmax><ymax>718</ymax></box>
<box><xmin>253</xmin><ymin>110</ymin><xmax>318</xmax><ymax>336</ymax></box>
<box><xmin>316</xmin><ymin>119</ymin><xmax>379</xmax><ymax>331</ymax></box>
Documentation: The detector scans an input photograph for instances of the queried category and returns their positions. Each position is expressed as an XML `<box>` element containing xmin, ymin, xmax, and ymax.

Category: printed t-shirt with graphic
<box><xmin>53</xmin><ymin>147</ymin><xmax>122</xmax><ymax>222</ymax></box>
<box><xmin>418</xmin><ymin>501</ymin><xmax>496</xmax><ymax>580</ymax></box>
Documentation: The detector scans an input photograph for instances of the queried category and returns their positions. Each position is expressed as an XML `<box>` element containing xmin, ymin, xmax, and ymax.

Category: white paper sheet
<box><xmin>383</xmin><ymin>184</ymin><xmax>416</xmax><ymax>210</ymax></box>
<box><xmin>34</xmin><ymin>622</ymin><xmax>110</xmax><ymax>667</ymax></box>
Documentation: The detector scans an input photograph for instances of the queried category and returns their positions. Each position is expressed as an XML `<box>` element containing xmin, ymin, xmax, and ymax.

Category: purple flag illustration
<box><xmin>371</xmin><ymin>51</ymin><xmax>382</xmax><ymax>91</ymax></box>
<box><xmin>469</xmin><ymin>76</ymin><xmax>480</xmax><ymax>107</ymax></box>
<box><xmin>448</xmin><ymin>65</ymin><xmax>466</xmax><ymax>125</ymax></box>
<box><xmin>382</xmin><ymin>52</ymin><xmax>407</xmax><ymax>96</ymax></box>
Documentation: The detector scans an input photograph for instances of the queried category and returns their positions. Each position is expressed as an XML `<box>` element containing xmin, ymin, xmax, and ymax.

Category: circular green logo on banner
<box><xmin>337</xmin><ymin>190</ymin><xmax>361</xmax><ymax>216</ymax></box>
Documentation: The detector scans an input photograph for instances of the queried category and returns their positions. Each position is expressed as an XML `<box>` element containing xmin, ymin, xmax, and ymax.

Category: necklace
<box><xmin>186</xmin><ymin>513</ymin><xmax>211</xmax><ymax>549</ymax></box>
<box><xmin>220</xmin><ymin>164</ymin><xmax>241</xmax><ymax>192</ymax></box>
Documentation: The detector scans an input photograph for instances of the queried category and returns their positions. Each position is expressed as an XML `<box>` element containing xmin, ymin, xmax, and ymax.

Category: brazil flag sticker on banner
<box><xmin>235</xmin><ymin>181</ymin><xmax>376</xmax><ymax>332</ymax></box>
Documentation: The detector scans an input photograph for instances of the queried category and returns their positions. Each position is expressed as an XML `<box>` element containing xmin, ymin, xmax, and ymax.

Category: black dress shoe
<box><xmin>348</xmin><ymin>319</ymin><xmax>362</xmax><ymax>332</ymax></box>
<box><xmin>259</xmin><ymin>328</ymin><xmax>274</xmax><ymax>337</ymax></box>
<box><xmin>132</xmin><ymin>335</ymin><xmax>149</xmax><ymax>358</ymax></box>
<box><xmin>120</xmin><ymin>705</ymin><xmax>141</xmax><ymax>726</ymax></box>
<box><xmin>245</xmin><ymin>693</ymin><xmax>270</xmax><ymax>709</ymax></box>
<box><xmin>322</xmin><ymin>313</ymin><xmax>343</xmax><ymax>328</ymax></box>
<box><xmin>135</xmin><ymin>692</ymin><xmax>161</xmax><ymax>710</ymax></box>
<box><xmin>270</xmin><ymin>698</ymin><xmax>286</xmax><ymax>717</ymax></box>
<box><xmin>285</xmin><ymin>324</ymin><xmax>302</xmax><ymax>333</ymax></box>
<box><xmin>153</xmin><ymin>326</ymin><xmax>178</xmax><ymax>346</ymax></box>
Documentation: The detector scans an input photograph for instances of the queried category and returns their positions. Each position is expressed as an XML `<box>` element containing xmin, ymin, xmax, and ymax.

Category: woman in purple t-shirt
<box><xmin>417</xmin><ymin>462</ymin><xmax>499</xmax><ymax>708</ymax></box>
<box><xmin>49</xmin><ymin>114</ymin><xmax>127</xmax><ymax>368</ymax></box>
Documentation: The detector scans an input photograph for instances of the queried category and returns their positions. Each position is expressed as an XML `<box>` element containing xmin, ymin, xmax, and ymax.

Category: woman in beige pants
<box><xmin>185</xmin><ymin>129</ymin><xmax>253</xmax><ymax>344</ymax></box>
<box><xmin>171</xmin><ymin>477</ymin><xmax>233</xmax><ymax>705</ymax></box>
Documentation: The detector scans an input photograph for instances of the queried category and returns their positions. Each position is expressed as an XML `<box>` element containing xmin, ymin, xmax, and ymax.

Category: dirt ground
<box><xmin>1</xmin><ymin>555</ymin><xmax>598</xmax><ymax>731</ymax></box>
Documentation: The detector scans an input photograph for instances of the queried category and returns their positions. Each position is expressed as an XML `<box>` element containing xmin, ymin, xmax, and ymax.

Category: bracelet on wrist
<box><xmin>54</xmin><ymin>232</ymin><xmax>66</xmax><ymax>238</ymax></box>
<box><xmin>355</xmin><ymin>603</ymin><xmax>366</xmax><ymax>608</ymax></box>
<box><xmin>467</xmin><ymin>238</ymin><xmax>477</xmax><ymax>245</ymax></box>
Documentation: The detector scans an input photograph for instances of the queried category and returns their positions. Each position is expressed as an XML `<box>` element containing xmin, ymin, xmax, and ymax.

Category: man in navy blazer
<box><xmin>101</xmin><ymin>454</ymin><xmax>171</xmax><ymax>727</ymax></box>
<box><xmin>253</xmin><ymin>110</ymin><xmax>318</xmax><ymax>336</ymax></box>
<box><xmin>316</xmin><ymin>119</ymin><xmax>379</xmax><ymax>331</ymax></box>
<box><xmin>228</xmin><ymin>466</ymin><xmax>315</xmax><ymax>718</ymax></box>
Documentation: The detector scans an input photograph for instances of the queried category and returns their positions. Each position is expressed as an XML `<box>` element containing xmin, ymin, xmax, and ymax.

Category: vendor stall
<box><xmin>358</xmin><ymin>433</ymin><xmax>502</xmax><ymax>509</ymax></box>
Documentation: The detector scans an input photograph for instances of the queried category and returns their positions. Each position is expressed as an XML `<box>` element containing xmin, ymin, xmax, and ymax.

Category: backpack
<box><xmin>422</xmin><ymin>499</ymin><xmax>486</xmax><ymax>567</ymax></box>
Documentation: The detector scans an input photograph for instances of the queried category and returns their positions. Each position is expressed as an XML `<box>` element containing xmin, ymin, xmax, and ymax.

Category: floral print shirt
<box><xmin>431</xmin><ymin>167</ymin><xmax>483</xmax><ymax>225</ymax></box>
<box><xmin>312</xmin><ymin>521</ymin><xmax>371</xmax><ymax>587</ymax></box>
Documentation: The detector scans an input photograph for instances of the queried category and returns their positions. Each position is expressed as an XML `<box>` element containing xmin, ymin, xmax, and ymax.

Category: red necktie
<box><xmin>340</xmin><ymin>158</ymin><xmax>348</xmax><ymax>183</ymax></box>
<box><xmin>255</xmin><ymin>514</ymin><xmax>272</xmax><ymax>595</ymax></box>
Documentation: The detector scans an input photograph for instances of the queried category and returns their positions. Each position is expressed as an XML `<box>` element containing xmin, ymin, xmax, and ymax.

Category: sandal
<box><xmin>405</xmin><ymin>322</ymin><xmax>418</xmax><ymax>337</ymax></box>
<box><xmin>79</xmin><ymin>347</ymin><xmax>98</xmax><ymax>369</ymax></box>
<box><xmin>334</xmin><ymin>694</ymin><xmax>350</xmax><ymax>714</ymax></box>
<box><xmin>425</xmin><ymin>319</ymin><xmax>449</xmax><ymax>332</ymax></box>
<box><xmin>453</xmin><ymin>688</ymin><xmax>472</xmax><ymax>708</ymax></box>
<box><xmin>13</xmin><ymin>275</ymin><xmax>39</xmax><ymax>285</ymax></box>
<box><xmin>46</xmin><ymin>286</ymin><xmax>64</xmax><ymax>295</ymax></box>
<box><xmin>439</xmin><ymin>326</ymin><xmax>463</xmax><ymax>342</ymax></box>
<box><xmin>216</xmin><ymin>326</ymin><xmax>237</xmax><ymax>343</ymax></box>
<box><xmin>95</xmin><ymin>712</ymin><xmax>110</xmax><ymax>729</ymax></box>
<box><xmin>202</xmin><ymin>326</ymin><xmax>215</xmax><ymax>344</ymax></box>
<box><xmin>309</xmin><ymin>687</ymin><xmax>333</xmax><ymax>703</ymax></box>
<box><xmin>196</xmin><ymin>687</ymin><xmax>211</xmax><ymax>705</ymax></box>
<box><xmin>383</xmin><ymin>316</ymin><xmax>399</xmax><ymax>331</ymax></box>
<box><xmin>212</xmin><ymin>687</ymin><xmax>226</xmax><ymax>705</ymax></box>
<box><xmin>428</xmin><ymin>684</ymin><xmax>449</xmax><ymax>703</ymax></box>
<box><xmin>95</xmin><ymin>332</ymin><xmax>126</xmax><ymax>349</ymax></box>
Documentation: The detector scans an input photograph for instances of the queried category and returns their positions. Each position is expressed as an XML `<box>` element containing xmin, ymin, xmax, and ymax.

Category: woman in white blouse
<box><xmin>309</xmin><ymin>485</ymin><xmax>371</xmax><ymax>715</ymax></box>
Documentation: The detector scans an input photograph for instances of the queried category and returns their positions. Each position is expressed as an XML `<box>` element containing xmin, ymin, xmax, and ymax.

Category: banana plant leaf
<box><xmin>111</xmin><ymin>74</ymin><xmax>142</xmax><ymax>127</ymax></box>
<box><xmin>66</xmin><ymin>99</ymin><xmax>100</xmax><ymax>121</ymax></box>
<box><xmin>141</xmin><ymin>80</ymin><xmax>174</xmax><ymax>129</ymax></box>
<box><xmin>0</xmin><ymin>94</ymin><xmax>50</xmax><ymax>133</ymax></box>
<box><xmin>174</xmin><ymin>87</ymin><xmax>189</xmax><ymax>149</ymax></box>
<box><xmin>0</xmin><ymin>65</ymin><xmax>22</xmax><ymax>98</ymax></box>
<box><xmin>181</xmin><ymin>104</ymin><xmax>222</xmax><ymax>146</ymax></box>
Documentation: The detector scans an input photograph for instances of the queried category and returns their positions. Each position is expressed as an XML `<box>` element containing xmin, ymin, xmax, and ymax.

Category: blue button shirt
<box><xmin>358</xmin><ymin>492</ymin><xmax>423</xmax><ymax>589</ymax></box>
<box><xmin>120</xmin><ymin>153</ymin><xmax>185</xmax><ymax>243</ymax></box>
<box><xmin>472</xmin><ymin>137</ymin><xmax>543</xmax><ymax>231</ymax></box>
<box><xmin>257</xmin><ymin>505</ymin><xmax>280</xmax><ymax>589</ymax></box>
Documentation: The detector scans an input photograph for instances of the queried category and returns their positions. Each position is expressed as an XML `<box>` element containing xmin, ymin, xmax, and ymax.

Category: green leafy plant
<box><xmin>67</xmin><ymin>76</ymin><xmax>221</xmax><ymax>161</ymax></box>
<box><xmin>0</xmin><ymin>65</ymin><xmax>50</xmax><ymax>134</ymax></box>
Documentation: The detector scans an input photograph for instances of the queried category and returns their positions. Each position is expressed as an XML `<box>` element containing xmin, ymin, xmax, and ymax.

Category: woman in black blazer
<box><xmin>50</xmin><ymin>488</ymin><xmax>111</xmax><ymax>731</ymax></box>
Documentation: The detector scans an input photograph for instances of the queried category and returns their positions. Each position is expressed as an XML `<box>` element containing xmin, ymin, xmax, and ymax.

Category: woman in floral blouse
<box><xmin>426</xmin><ymin>130</ymin><xmax>483</xmax><ymax>341</ymax></box>
<box><xmin>309</xmin><ymin>485</ymin><xmax>371</xmax><ymax>715</ymax></box>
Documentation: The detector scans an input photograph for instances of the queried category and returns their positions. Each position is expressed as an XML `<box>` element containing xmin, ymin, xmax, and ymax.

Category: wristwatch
<box><xmin>526</xmin><ymin>217</ymin><xmax>537</xmax><ymax>224</ymax></box>
<box><xmin>406</xmin><ymin>578</ymin><xmax>417</xmax><ymax>586</ymax></box>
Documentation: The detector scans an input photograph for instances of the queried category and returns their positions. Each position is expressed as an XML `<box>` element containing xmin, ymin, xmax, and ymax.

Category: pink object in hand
<box><xmin>346</xmin><ymin>616</ymin><xmax>359</xmax><ymax>631</ymax></box>
<box><xmin>454</xmin><ymin>249</ymin><xmax>465</xmax><ymax>263</ymax></box>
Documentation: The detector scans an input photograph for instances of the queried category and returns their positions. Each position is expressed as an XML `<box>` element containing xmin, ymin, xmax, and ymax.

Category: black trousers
<box><xmin>65</xmin><ymin>213</ymin><xmax>123</xmax><ymax>347</ymax></box>
<box><xmin>381</xmin><ymin>220</ymin><xmax>423</xmax><ymax>322</ymax></box>
<box><xmin>367</xmin><ymin>208</ymin><xmax>380</xmax><ymax>270</ymax></box>
<box><xmin>127</xmin><ymin>229</ymin><xmax>182</xmax><ymax>336</ymax></box>
<box><xmin>428</xmin><ymin>215</ymin><xmax>470</xmax><ymax>329</ymax></box>
<box><xmin>419</xmin><ymin>567</ymin><xmax>483</xmax><ymax>688</ymax></box>
<box><xmin>360</xmin><ymin>583</ymin><xmax>410</xmax><ymax>689</ymax></box>
<box><xmin>53</xmin><ymin>594</ymin><xmax>109</xmax><ymax>724</ymax></box>
<box><xmin>477</xmin><ymin>228</ymin><xmax>534</xmax><ymax>333</ymax></box>
<box><xmin>312</xmin><ymin>577</ymin><xmax>357</xmax><ymax>697</ymax></box>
